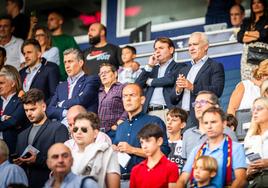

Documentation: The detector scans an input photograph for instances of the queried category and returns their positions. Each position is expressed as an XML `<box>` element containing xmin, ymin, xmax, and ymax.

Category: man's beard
<box><xmin>89</xmin><ymin>35</ymin><xmax>101</xmax><ymax>45</ymax></box>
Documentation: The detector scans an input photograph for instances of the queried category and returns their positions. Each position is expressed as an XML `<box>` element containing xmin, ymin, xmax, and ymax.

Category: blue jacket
<box><xmin>0</xmin><ymin>94</ymin><xmax>29</xmax><ymax>154</ymax></box>
<box><xmin>170</xmin><ymin>58</ymin><xmax>225</xmax><ymax>128</ymax></box>
<box><xmin>47</xmin><ymin>74</ymin><xmax>100</xmax><ymax>120</ymax></box>
<box><xmin>136</xmin><ymin>60</ymin><xmax>186</xmax><ymax>112</ymax></box>
<box><xmin>20</xmin><ymin>59</ymin><xmax>60</xmax><ymax>104</ymax></box>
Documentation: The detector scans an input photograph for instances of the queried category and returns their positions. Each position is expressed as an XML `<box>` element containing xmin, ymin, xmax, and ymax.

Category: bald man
<box><xmin>83</xmin><ymin>23</ymin><xmax>122</xmax><ymax>75</ymax></box>
<box><xmin>44</xmin><ymin>143</ymin><xmax>98</xmax><ymax>188</ymax></box>
<box><xmin>64</xmin><ymin>105</ymin><xmax>111</xmax><ymax>151</ymax></box>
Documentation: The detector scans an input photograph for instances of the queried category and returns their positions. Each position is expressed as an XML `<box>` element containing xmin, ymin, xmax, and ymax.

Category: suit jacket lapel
<box><xmin>193</xmin><ymin>59</ymin><xmax>211</xmax><ymax>84</ymax></box>
<box><xmin>164</xmin><ymin>60</ymin><xmax>175</xmax><ymax>76</ymax></box>
<box><xmin>3</xmin><ymin>95</ymin><xmax>18</xmax><ymax>114</ymax></box>
<box><xmin>30</xmin><ymin>64</ymin><xmax>44</xmax><ymax>88</ymax></box>
<box><xmin>72</xmin><ymin>75</ymin><xmax>85</xmax><ymax>97</ymax></box>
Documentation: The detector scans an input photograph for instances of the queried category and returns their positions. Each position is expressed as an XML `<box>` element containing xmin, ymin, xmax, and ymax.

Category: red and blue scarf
<box><xmin>190</xmin><ymin>136</ymin><xmax>233</xmax><ymax>187</ymax></box>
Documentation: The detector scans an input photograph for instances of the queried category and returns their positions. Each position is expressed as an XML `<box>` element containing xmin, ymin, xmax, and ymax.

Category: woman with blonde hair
<box><xmin>227</xmin><ymin>59</ymin><xmax>268</xmax><ymax>140</ymax></box>
<box><xmin>244</xmin><ymin>97</ymin><xmax>268</xmax><ymax>187</ymax></box>
<box><xmin>260</xmin><ymin>79</ymin><xmax>268</xmax><ymax>97</ymax></box>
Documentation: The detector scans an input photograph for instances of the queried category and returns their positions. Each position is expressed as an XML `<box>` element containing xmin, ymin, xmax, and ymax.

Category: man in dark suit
<box><xmin>19</xmin><ymin>39</ymin><xmax>60</xmax><ymax>104</ymax></box>
<box><xmin>13</xmin><ymin>89</ymin><xmax>69</xmax><ymax>188</ymax></box>
<box><xmin>136</xmin><ymin>37</ymin><xmax>186</xmax><ymax>122</ymax></box>
<box><xmin>171</xmin><ymin>32</ymin><xmax>225</xmax><ymax>129</ymax></box>
<box><xmin>0</xmin><ymin>65</ymin><xmax>29</xmax><ymax>155</ymax></box>
<box><xmin>47</xmin><ymin>48</ymin><xmax>100</xmax><ymax>124</ymax></box>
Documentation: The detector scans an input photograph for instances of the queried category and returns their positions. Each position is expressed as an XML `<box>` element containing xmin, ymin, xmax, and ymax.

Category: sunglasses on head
<box><xmin>73</xmin><ymin>126</ymin><xmax>88</xmax><ymax>133</ymax></box>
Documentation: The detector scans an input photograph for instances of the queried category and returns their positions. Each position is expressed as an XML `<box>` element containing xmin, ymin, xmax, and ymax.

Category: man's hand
<box><xmin>176</xmin><ymin>74</ymin><xmax>193</xmax><ymax>91</ymax></box>
<box><xmin>117</xmin><ymin>142</ymin><xmax>133</xmax><ymax>154</ymax></box>
<box><xmin>13</xmin><ymin>150</ymin><xmax>37</xmax><ymax>165</ymax></box>
<box><xmin>148</xmin><ymin>54</ymin><xmax>159</xmax><ymax>67</ymax></box>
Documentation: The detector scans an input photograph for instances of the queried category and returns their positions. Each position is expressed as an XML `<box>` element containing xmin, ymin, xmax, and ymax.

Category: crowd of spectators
<box><xmin>0</xmin><ymin>0</ymin><xmax>268</xmax><ymax>187</ymax></box>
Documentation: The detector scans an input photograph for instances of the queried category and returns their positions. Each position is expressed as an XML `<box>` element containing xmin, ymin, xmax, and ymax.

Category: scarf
<box><xmin>190</xmin><ymin>135</ymin><xmax>233</xmax><ymax>187</ymax></box>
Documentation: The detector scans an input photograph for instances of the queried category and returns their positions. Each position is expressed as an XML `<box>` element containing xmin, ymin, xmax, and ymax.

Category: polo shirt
<box><xmin>183</xmin><ymin>137</ymin><xmax>247</xmax><ymax>188</ymax></box>
<box><xmin>113</xmin><ymin>112</ymin><xmax>170</xmax><ymax>174</ymax></box>
<box><xmin>130</xmin><ymin>155</ymin><xmax>178</xmax><ymax>188</ymax></box>
<box><xmin>182</xmin><ymin>126</ymin><xmax>238</xmax><ymax>159</ymax></box>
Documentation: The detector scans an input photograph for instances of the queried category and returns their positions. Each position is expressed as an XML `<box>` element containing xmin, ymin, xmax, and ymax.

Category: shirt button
<box><xmin>127</xmin><ymin>133</ymin><xmax>130</xmax><ymax>136</ymax></box>
<box><xmin>130</xmin><ymin>124</ymin><xmax>132</xmax><ymax>126</ymax></box>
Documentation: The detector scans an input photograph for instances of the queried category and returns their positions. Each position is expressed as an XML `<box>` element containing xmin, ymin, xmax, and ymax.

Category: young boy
<box><xmin>118</xmin><ymin>45</ymin><xmax>141</xmax><ymax>83</ymax></box>
<box><xmin>226</xmin><ymin>114</ymin><xmax>238</xmax><ymax>132</ymax></box>
<box><xmin>193</xmin><ymin>156</ymin><xmax>218</xmax><ymax>188</ymax></box>
<box><xmin>166</xmin><ymin>108</ymin><xmax>188</xmax><ymax>173</ymax></box>
<box><xmin>130</xmin><ymin>124</ymin><xmax>178</xmax><ymax>188</ymax></box>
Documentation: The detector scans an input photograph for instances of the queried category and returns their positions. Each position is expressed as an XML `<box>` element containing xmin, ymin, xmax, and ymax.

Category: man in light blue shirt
<box><xmin>177</xmin><ymin>107</ymin><xmax>247</xmax><ymax>188</ymax></box>
<box><xmin>0</xmin><ymin>140</ymin><xmax>28</xmax><ymax>187</ymax></box>
<box><xmin>44</xmin><ymin>143</ymin><xmax>98</xmax><ymax>188</ymax></box>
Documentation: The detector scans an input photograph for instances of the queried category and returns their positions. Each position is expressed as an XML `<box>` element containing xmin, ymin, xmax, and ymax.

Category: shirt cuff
<box><xmin>144</xmin><ymin>65</ymin><xmax>153</xmax><ymax>72</ymax></box>
<box><xmin>57</xmin><ymin>100</ymin><xmax>65</xmax><ymax>108</ymax></box>
<box><xmin>62</xmin><ymin>109</ymin><xmax>68</xmax><ymax>117</ymax></box>
<box><xmin>146</xmin><ymin>78</ymin><xmax>153</xmax><ymax>86</ymax></box>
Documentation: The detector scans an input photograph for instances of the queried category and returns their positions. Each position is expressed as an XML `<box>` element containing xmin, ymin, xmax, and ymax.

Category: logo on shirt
<box><xmin>86</xmin><ymin>51</ymin><xmax>111</xmax><ymax>61</ymax></box>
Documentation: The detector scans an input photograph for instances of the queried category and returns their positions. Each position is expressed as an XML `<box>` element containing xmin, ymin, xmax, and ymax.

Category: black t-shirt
<box><xmin>12</xmin><ymin>13</ymin><xmax>30</xmax><ymax>40</ymax></box>
<box><xmin>83</xmin><ymin>43</ymin><xmax>122</xmax><ymax>75</ymax></box>
<box><xmin>168</xmin><ymin>140</ymin><xmax>184</xmax><ymax>173</ymax></box>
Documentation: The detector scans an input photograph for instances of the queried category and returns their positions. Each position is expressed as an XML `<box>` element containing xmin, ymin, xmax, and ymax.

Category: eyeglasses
<box><xmin>98</xmin><ymin>70</ymin><xmax>112</xmax><ymax>76</ymax></box>
<box><xmin>34</xmin><ymin>33</ymin><xmax>46</xmax><ymax>38</ymax></box>
<box><xmin>192</xmin><ymin>99</ymin><xmax>215</xmax><ymax>107</ymax></box>
<box><xmin>73</xmin><ymin>126</ymin><xmax>88</xmax><ymax>133</ymax></box>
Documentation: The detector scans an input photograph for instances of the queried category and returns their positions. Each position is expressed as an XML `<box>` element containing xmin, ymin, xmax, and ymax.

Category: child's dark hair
<box><xmin>226</xmin><ymin>114</ymin><xmax>238</xmax><ymax>131</ymax></box>
<box><xmin>167</xmin><ymin>107</ymin><xmax>188</xmax><ymax>123</ymax></box>
<box><xmin>122</xmin><ymin>45</ymin><xmax>137</xmax><ymax>54</ymax></box>
<box><xmin>137</xmin><ymin>124</ymin><xmax>163</xmax><ymax>140</ymax></box>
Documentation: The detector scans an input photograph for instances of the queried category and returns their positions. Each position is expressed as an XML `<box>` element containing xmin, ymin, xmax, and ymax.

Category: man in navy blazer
<box><xmin>0</xmin><ymin>65</ymin><xmax>29</xmax><ymax>155</ymax></box>
<box><xmin>136</xmin><ymin>37</ymin><xmax>186</xmax><ymax>122</ymax></box>
<box><xmin>19</xmin><ymin>39</ymin><xmax>60</xmax><ymax>104</ymax></box>
<box><xmin>47</xmin><ymin>48</ymin><xmax>100</xmax><ymax>123</ymax></box>
<box><xmin>170</xmin><ymin>32</ymin><xmax>225</xmax><ymax>129</ymax></box>
<box><xmin>13</xmin><ymin>89</ymin><xmax>69</xmax><ymax>188</ymax></box>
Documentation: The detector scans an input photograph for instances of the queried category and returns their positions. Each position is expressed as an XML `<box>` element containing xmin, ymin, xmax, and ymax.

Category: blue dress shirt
<box><xmin>44</xmin><ymin>172</ymin><xmax>99</xmax><ymax>188</ymax></box>
<box><xmin>0</xmin><ymin>160</ymin><xmax>28</xmax><ymax>187</ymax></box>
<box><xmin>113</xmin><ymin>112</ymin><xmax>170</xmax><ymax>174</ymax></box>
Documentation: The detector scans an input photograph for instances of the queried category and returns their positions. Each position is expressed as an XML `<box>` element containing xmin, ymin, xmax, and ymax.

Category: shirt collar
<box><xmin>67</xmin><ymin>71</ymin><xmax>85</xmax><ymax>84</ymax></box>
<box><xmin>205</xmin><ymin>136</ymin><xmax>226</xmax><ymax>152</ymax></box>
<box><xmin>191</xmin><ymin>55</ymin><xmax>208</xmax><ymax>65</ymax></box>
<box><xmin>1</xmin><ymin>92</ymin><xmax>16</xmax><ymax>102</ymax></box>
<box><xmin>99</xmin><ymin>82</ymin><xmax>121</xmax><ymax>92</ymax></box>
<box><xmin>127</xmin><ymin>111</ymin><xmax>145</xmax><ymax>121</ymax></box>
<box><xmin>159</xmin><ymin>58</ymin><xmax>173</xmax><ymax>68</ymax></box>
<box><xmin>0</xmin><ymin>160</ymin><xmax>9</xmax><ymax>169</ymax></box>
<box><xmin>25</xmin><ymin>62</ymin><xmax>42</xmax><ymax>74</ymax></box>
<box><xmin>48</xmin><ymin>171</ymin><xmax>74</xmax><ymax>186</ymax></box>
<box><xmin>140</xmin><ymin>155</ymin><xmax>167</xmax><ymax>168</ymax></box>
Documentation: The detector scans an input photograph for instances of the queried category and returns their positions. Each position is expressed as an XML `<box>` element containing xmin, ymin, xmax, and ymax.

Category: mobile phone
<box><xmin>10</xmin><ymin>153</ymin><xmax>19</xmax><ymax>161</ymax></box>
<box><xmin>246</xmin><ymin>153</ymin><xmax>261</xmax><ymax>162</ymax></box>
<box><xmin>22</xmin><ymin>152</ymin><xmax>32</xmax><ymax>159</ymax></box>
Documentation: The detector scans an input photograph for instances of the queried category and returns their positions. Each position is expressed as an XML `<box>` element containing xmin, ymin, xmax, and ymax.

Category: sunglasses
<box><xmin>73</xmin><ymin>126</ymin><xmax>88</xmax><ymax>133</ymax></box>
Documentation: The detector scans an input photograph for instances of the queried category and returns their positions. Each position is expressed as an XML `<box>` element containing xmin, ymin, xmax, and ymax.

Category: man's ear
<box><xmin>141</xmin><ymin>96</ymin><xmax>146</xmax><ymax>105</ymax></box>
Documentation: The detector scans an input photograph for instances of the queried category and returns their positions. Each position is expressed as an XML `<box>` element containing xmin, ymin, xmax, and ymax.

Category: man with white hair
<box><xmin>0</xmin><ymin>140</ymin><xmax>28</xmax><ymax>187</ymax></box>
<box><xmin>171</xmin><ymin>32</ymin><xmax>225</xmax><ymax>130</ymax></box>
